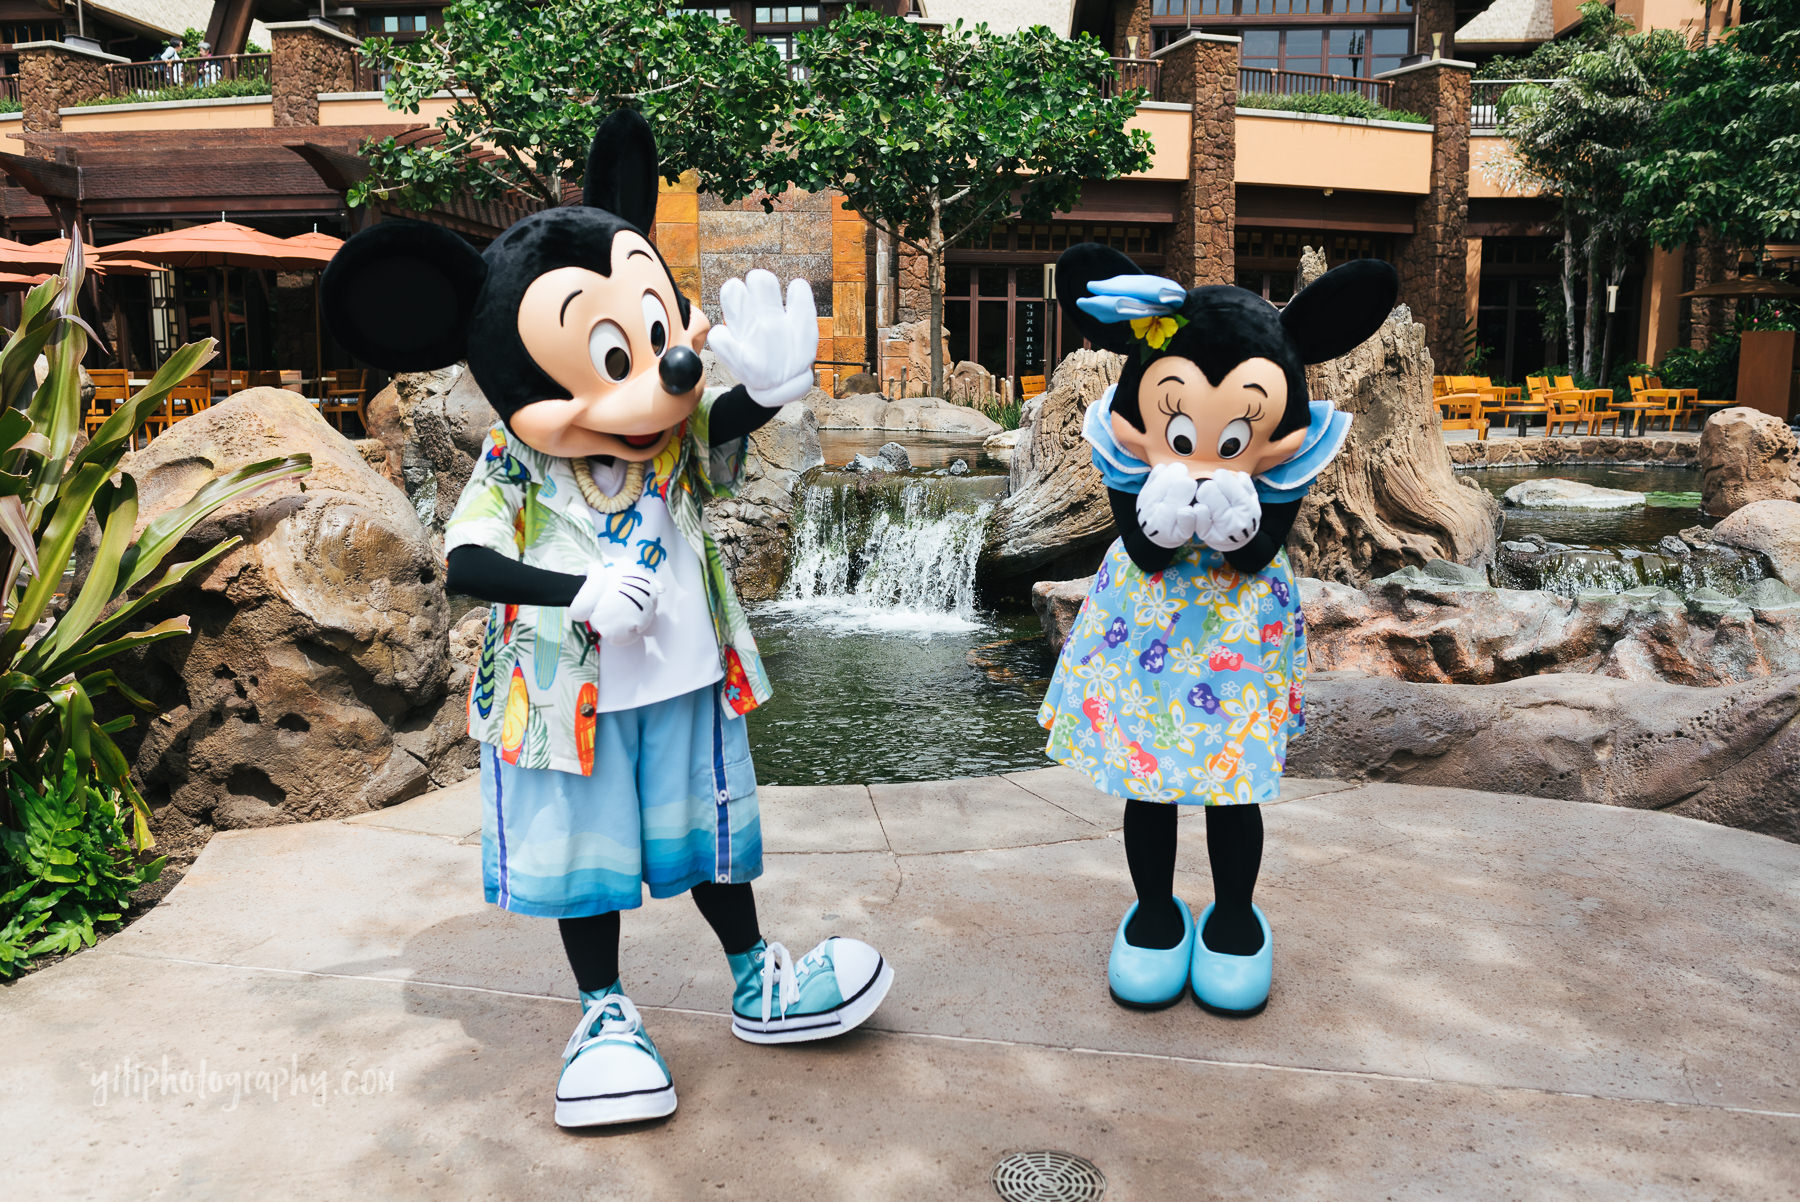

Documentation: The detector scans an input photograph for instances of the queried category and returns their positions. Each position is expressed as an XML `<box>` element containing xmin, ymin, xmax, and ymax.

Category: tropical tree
<box><xmin>352</xmin><ymin>0</ymin><xmax>795</xmax><ymax>210</ymax></box>
<box><xmin>1623</xmin><ymin>0</ymin><xmax>1800</xmax><ymax>269</ymax></box>
<box><xmin>777</xmin><ymin>12</ymin><xmax>1153</xmax><ymax>396</ymax></box>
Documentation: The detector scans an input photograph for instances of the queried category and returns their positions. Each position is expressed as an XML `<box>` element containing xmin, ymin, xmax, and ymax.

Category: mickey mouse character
<box><xmin>324</xmin><ymin>109</ymin><xmax>892</xmax><ymax>1129</ymax></box>
<box><xmin>1036</xmin><ymin>243</ymin><xmax>1396</xmax><ymax>1016</ymax></box>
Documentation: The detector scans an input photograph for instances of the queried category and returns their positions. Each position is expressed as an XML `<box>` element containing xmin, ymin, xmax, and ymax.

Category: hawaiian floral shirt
<box><xmin>443</xmin><ymin>387</ymin><xmax>771</xmax><ymax>776</ymax></box>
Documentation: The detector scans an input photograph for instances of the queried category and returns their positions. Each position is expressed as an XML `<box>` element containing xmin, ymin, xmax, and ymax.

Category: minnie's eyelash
<box><xmin>1158</xmin><ymin>395</ymin><xmax>1184</xmax><ymax>419</ymax></box>
<box><xmin>1243</xmin><ymin>400</ymin><xmax>1265</xmax><ymax>423</ymax></box>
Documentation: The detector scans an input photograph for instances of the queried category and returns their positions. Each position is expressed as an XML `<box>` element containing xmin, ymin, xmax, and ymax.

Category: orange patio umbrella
<box><xmin>93</xmin><ymin>220</ymin><xmax>302</xmax><ymax>369</ymax></box>
<box><xmin>23</xmin><ymin>238</ymin><xmax>167</xmax><ymax>275</ymax></box>
<box><xmin>0</xmin><ymin>270</ymin><xmax>50</xmax><ymax>292</ymax></box>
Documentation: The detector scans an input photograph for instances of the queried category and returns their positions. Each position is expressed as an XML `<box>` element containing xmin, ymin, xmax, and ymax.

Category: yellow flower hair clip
<box><xmin>1129</xmin><ymin>313</ymin><xmax>1188</xmax><ymax>361</ymax></box>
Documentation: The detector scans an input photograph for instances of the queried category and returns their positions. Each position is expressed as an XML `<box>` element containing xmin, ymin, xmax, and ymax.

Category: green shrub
<box><xmin>1238</xmin><ymin>90</ymin><xmax>1429</xmax><ymax>126</ymax></box>
<box><xmin>1659</xmin><ymin>335</ymin><xmax>1740</xmax><ymax>400</ymax></box>
<box><xmin>75</xmin><ymin>76</ymin><xmax>270</xmax><ymax>108</ymax></box>
<box><xmin>0</xmin><ymin>98</ymin><xmax>20</xmax><ymax>116</ymax></box>
<box><xmin>1</xmin><ymin>752</ymin><xmax>164</xmax><ymax>977</ymax></box>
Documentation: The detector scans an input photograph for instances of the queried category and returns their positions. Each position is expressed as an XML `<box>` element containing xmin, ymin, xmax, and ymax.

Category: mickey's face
<box><xmin>1112</xmin><ymin>355</ymin><xmax>1307</xmax><ymax>481</ymax></box>
<box><xmin>509</xmin><ymin>231</ymin><xmax>710</xmax><ymax>462</ymax></box>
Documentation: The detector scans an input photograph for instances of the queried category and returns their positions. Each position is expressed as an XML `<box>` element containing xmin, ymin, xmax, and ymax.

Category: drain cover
<box><xmin>992</xmin><ymin>1150</ymin><xmax>1107</xmax><ymax>1202</ymax></box>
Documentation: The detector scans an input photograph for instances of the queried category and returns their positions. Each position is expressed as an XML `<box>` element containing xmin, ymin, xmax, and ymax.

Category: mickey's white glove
<box><xmin>1136</xmin><ymin>461</ymin><xmax>1202</xmax><ymax>549</ymax></box>
<box><xmin>569</xmin><ymin>562</ymin><xmax>663</xmax><ymax>645</ymax></box>
<box><xmin>1195</xmin><ymin>470</ymin><xmax>1262</xmax><ymax>552</ymax></box>
<box><xmin>706</xmin><ymin>270</ymin><xmax>818</xmax><ymax>408</ymax></box>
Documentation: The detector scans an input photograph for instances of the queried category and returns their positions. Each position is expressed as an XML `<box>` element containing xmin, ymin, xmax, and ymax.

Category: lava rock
<box><xmin>1289</xmin><ymin>670</ymin><xmax>1800</xmax><ymax>843</ymax></box>
<box><xmin>1502</xmin><ymin>478</ymin><xmax>1645</xmax><ymax>510</ymax></box>
<box><xmin>363</xmin><ymin>365</ymin><xmax>499</xmax><ymax>552</ymax></box>
<box><xmin>948</xmin><ymin>458</ymin><xmax>970</xmax><ymax>476</ymax></box>
<box><xmin>808</xmin><ymin>391</ymin><xmax>1002</xmax><ymax>435</ymax></box>
<box><xmin>877</xmin><ymin>442</ymin><xmax>912</xmax><ymax>471</ymax></box>
<box><xmin>1698</xmin><ymin>406</ymin><xmax>1800</xmax><ymax>517</ymax></box>
<box><xmin>1709</xmin><ymin>499</ymin><xmax>1800</xmax><ymax>591</ymax></box>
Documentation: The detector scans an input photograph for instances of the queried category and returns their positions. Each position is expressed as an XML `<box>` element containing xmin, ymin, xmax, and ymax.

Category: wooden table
<box><xmin>1487</xmin><ymin>402</ymin><xmax>1548</xmax><ymax>437</ymax></box>
<box><xmin>1606</xmin><ymin>400</ymin><xmax>1665</xmax><ymax>436</ymax></box>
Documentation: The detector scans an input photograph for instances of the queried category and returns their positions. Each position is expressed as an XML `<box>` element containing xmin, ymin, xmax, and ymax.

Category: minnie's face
<box><xmin>1111</xmin><ymin>355</ymin><xmax>1306</xmax><ymax>481</ymax></box>
<box><xmin>509</xmin><ymin>231</ymin><xmax>710</xmax><ymax>462</ymax></box>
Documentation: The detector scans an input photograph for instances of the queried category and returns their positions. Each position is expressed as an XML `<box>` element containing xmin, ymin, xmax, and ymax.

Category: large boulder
<box><xmin>1289</xmin><ymin>670</ymin><xmax>1800</xmax><ymax>843</ymax></box>
<box><xmin>945</xmin><ymin>360</ymin><xmax>995</xmax><ymax>409</ymax></box>
<box><xmin>806</xmin><ymin>390</ymin><xmax>1002</xmax><ymax>435</ymax></box>
<box><xmin>1709</xmin><ymin>499</ymin><xmax>1800</xmax><ymax>590</ymax></box>
<box><xmin>365</xmin><ymin>365</ymin><xmax>500</xmax><ymax>551</ymax></box>
<box><xmin>112</xmin><ymin>389</ymin><xmax>475</xmax><ymax>833</ymax></box>
<box><xmin>982</xmin><ymin>348</ymin><xmax>1122</xmax><ymax>590</ymax></box>
<box><xmin>1502</xmin><ymin>478</ymin><xmax>1644</xmax><ymax>510</ymax></box>
<box><xmin>703</xmin><ymin>401</ymin><xmax>823</xmax><ymax>601</ymax></box>
<box><xmin>1698</xmin><ymin>406</ymin><xmax>1800</xmax><ymax>517</ymax></box>
<box><xmin>1287</xmin><ymin>250</ymin><xmax>1499</xmax><ymax>584</ymax></box>
<box><xmin>1031</xmin><ymin>575</ymin><xmax>1093</xmax><ymax>649</ymax></box>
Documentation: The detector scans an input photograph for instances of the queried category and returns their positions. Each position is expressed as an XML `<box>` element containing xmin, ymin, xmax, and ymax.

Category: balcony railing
<box><xmin>105</xmin><ymin>53</ymin><xmax>271</xmax><ymax>99</ymax></box>
<box><xmin>1470</xmin><ymin>78</ymin><xmax>1556</xmax><ymax>130</ymax></box>
<box><xmin>1103</xmin><ymin>57</ymin><xmax>1162</xmax><ymax>101</ymax></box>
<box><xmin>0</xmin><ymin>74</ymin><xmax>19</xmax><ymax>106</ymax></box>
<box><xmin>1238</xmin><ymin>66</ymin><xmax>1392</xmax><ymax>106</ymax></box>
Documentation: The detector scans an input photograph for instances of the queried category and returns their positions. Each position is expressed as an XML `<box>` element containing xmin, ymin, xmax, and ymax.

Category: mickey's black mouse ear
<box><xmin>1280</xmin><ymin>259</ymin><xmax>1399</xmax><ymax>364</ymax></box>
<box><xmin>1055</xmin><ymin>243</ymin><xmax>1149</xmax><ymax>355</ymax></box>
<box><xmin>583</xmin><ymin>108</ymin><xmax>659</xmax><ymax>232</ymax></box>
<box><xmin>322</xmin><ymin>219</ymin><xmax>486</xmax><ymax>371</ymax></box>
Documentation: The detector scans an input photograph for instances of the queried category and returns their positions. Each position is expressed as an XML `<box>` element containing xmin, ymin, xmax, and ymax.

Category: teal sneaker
<box><xmin>554</xmin><ymin>982</ymin><xmax>677</xmax><ymax>1128</ymax></box>
<box><xmin>727</xmin><ymin>937</ymin><xmax>894</xmax><ymax>1045</ymax></box>
<box><xmin>1190</xmin><ymin>903</ymin><xmax>1274</xmax><ymax>1017</ymax></box>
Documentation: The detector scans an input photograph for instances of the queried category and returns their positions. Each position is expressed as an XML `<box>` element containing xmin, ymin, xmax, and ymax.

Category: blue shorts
<box><xmin>478</xmin><ymin>684</ymin><xmax>761</xmax><ymax>917</ymax></box>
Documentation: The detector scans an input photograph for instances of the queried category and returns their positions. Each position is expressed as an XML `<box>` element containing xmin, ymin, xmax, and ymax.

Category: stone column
<box><xmin>1382</xmin><ymin>58</ymin><xmax>1474</xmax><ymax>372</ymax></box>
<box><xmin>652</xmin><ymin>170</ymin><xmax>701</xmax><ymax>303</ymax></box>
<box><xmin>1112</xmin><ymin>0</ymin><xmax>1152</xmax><ymax>59</ymax></box>
<box><xmin>1154</xmin><ymin>32</ymin><xmax>1239</xmax><ymax>289</ymax></box>
<box><xmin>266</xmin><ymin>20</ymin><xmax>360</xmax><ymax>128</ymax></box>
<box><xmin>1413</xmin><ymin>0</ymin><xmax>1459</xmax><ymax>61</ymax></box>
<box><xmin>830</xmin><ymin>194</ymin><xmax>871</xmax><ymax>385</ymax></box>
<box><xmin>12</xmin><ymin>40</ymin><xmax>125</xmax><ymax>154</ymax></box>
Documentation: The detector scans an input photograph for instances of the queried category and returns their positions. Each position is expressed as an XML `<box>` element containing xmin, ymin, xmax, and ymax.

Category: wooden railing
<box><xmin>1470</xmin><ymin>78</ymin><xmax>1555</xmax><ymax>130</ymax></box>
<box><xmin>0</xmin><ymin>75</ymin><xmax>19</xmax><ymax>106</ymax></box>
<box><xmin>105</xmin><ymin>53</ymin><xmax>271</xmax><ymax>99</ymax></box>
<box><xmin>1103</xmin><ymin>57</ymin><xmax>1162</xmax><ymax>101</ymax></box>
<box><xmin>1237</xmin><ymin>66</ymin><xmax>1392</xmax><ymax>105</ymax></box>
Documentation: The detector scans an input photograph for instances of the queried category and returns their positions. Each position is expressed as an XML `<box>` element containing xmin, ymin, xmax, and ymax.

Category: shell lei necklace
<box><xmin>573</xmin><ymin>455</ymin><xmax>646</xmax><ymax>514</ymax></box>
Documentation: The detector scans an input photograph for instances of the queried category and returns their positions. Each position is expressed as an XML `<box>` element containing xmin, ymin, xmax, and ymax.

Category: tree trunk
<box><xmin>1561</xmin><ymin>213</ymin><xmax>1578</xmax><ymax>373</ymax></box>
<box><xmin>1599</xmin><ymin>252</ymin><xmax>1628</xmax><ymax>386</ymax></box>
<box><xmin>1582</xmin><ymin>240</ymin><xmax>1601</xmax><ymax>382</ymax></box>
<box><xmin>927</xmin><ymin>192</ymin><xmax>946</xmax><ymax>398</ymax></box>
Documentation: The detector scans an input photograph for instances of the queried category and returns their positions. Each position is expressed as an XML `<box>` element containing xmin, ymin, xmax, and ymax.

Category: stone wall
<box><xmin>697</xmin><ymin>188</ymin><xmax>834</xmax><ymax>324</ymax></box>
<box><xmin>15</xmin><ymin>43</ymin><xmax>114</xmax><ymax>148</ymax></box>
<box><xmin>1156</xmin><ymin>34</ymin><xmax>1238</xmax><ymax>289</ymax></box>
<box><xmin>1387</xmin><ymin>60</ymin><xmax>1472</xmax><ymax>373</ymax></box>
<box><xmin>1447</xmin><ymin>435</ymin><xmax>1699</xmax><ymax>469</ymax></box>
<box><xmin>268</xmin><ymin>21</ymin><xmax>358</xmax><ymax>128</ymax></box>
<box><xmin>1111</xmin><ymin>0</ymin><xmax>1152</xmax><ymax>57</ymax></box>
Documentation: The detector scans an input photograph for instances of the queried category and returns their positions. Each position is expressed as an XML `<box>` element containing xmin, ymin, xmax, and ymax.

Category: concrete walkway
<box><xmin>6</xmin><ymin>770</ymin><xmax>1799</xmax><ymax>1201</ymax></box>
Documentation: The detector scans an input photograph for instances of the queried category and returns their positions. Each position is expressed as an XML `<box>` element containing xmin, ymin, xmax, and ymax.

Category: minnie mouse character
<box><xmin>1037</xmin><ymin>242</ymin><xmax>1396</xmax><ymax>1016</ymax></box>
<box><xmin>324</xmin><ymin>109</ymin><xmax>892</xmax><ymax>1129</ymax></box>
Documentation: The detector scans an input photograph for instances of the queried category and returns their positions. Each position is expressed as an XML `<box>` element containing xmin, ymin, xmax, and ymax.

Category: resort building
<box><xmin>0</xmin><ymin>0</ymin><xmax>1784</xmax><ymax>411</ymax></box>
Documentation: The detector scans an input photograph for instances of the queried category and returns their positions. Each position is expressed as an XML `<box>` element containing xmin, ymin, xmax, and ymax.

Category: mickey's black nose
<box><xmin>659</xmin><ymin>346</ymin><xmax>703</xmax><ymax>394</ymax></box>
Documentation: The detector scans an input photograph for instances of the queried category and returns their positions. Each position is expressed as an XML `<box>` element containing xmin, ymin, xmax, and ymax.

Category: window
<box><xmin>688</xmin><ymin>5</ymin><xmax>734</xmax><ymax>18</ymax></box>
<box><xmin>1240</xmin><ymin>25</ymin><xmax>1408</xmax><ymax>76</ymax></box>
<box><xmin>370</xmin><ymin>13</ymin><xmax>429</xmax><ymax>34</ymax></box>
<box><xmin>754</xmin><ymin>5</ymin><xmax>819</xmax><ymax>23</ymax></box>
<box><xmin>1150</xmin><ymin>0</ymin><xmax>1406</xmax><ymax>13</ymax></box>
<box><xmin>1234</xmin><ymin>229</ymin><xmax>1391</xmax><ymax>304</ymax></box>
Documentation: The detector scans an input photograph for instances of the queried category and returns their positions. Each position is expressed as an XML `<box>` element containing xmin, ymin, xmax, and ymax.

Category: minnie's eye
<box><xmin>640</xmin><ymin>292</ymin><xmax>669</xmax><ymax>356</ymax></box>
<box><xmin>589</xmin><ymin>320</ymin><xmax>631</xmax><ymax>382</ymax></box>
<box><xmin>1165</xmin><ymin>413</ymin><xmax>1196</xmax><ymax>457</ymax></box>
<box><xmin>1217</xmin><ymin>418</ymin><xmax>1252</xmax><ymax>459</ymax></box>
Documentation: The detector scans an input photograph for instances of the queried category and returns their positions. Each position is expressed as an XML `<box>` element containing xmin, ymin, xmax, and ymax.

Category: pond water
<box><xmin>1465</xmin><ymin>463</ymin><xmax>1707</xmax><ymax>547</ymax></box>
<box><xmin>816</xmin><ymin>428</ymin><xmax>1004</xmax><ymax>472</ymax></box>
<box><xmin>741</xmin><ymin>458</ymin><xmax>1054</xmax><ymax>785</ymax></box>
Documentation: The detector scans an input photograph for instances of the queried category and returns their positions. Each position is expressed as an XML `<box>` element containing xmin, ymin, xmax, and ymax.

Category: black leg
<box><xmin>691</xmin><ymin>881</ymin><xmax>762</xmax><ymax>955</ymax></box>
<box><xmin>1201</xmin><ymin>805</ymin><xmax>1265</xmax><ymax>955</ymax></box>
<box><xmin>559</xmin><ymin>911</ymin><xmax>622</xmax><ymax>993</ymax></box>
<box><xmin>1122</xmin><ymin>800</ymin><xmax>1185</xmax><ymax>949</ymax></box>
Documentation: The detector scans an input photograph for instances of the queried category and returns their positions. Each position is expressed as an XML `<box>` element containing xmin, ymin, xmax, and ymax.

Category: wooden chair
<box><xmin>1437</xmin><ymin>391</ymin><xmax>1490</xmax><ymax>439</ymax></box>
<box><xmin>209</xmin><ymin>369</ymin><xmax>249</xmax><ymax>400</ymax></box>
<box><xmin>1647</xmin><ymin>376</ymin><xmax>1698</xmax><ymax>430</ymax></box>
<box><xmin>1626</xmin><ymin>375</ymin><xmax>1682</xmax><ymax>433</ymax></box>
<box><xmin>1019</xmin><ymin>374</ymin><xmax>1047</xmax><ymax>400</ymax></box>
<box><xmin>321</xmin><ymin>368</ymin><xmax>367</xmax><ymax>433</ymax></box>
<box><xmin>1544</xmin><ymin>392</ymin><xmax>1588</xmax><ymax>436</ymax></box>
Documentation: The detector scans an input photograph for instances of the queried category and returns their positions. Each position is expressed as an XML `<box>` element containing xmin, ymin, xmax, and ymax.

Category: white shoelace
<box><xmin>760</xmin><ymin>941</ymin><xmax>800</xmax><ymax>1024</ymax></box>
<box><xmin>565</xmin><ymin>994</ymin><xmax>644</xmax><ymax>1060</ymax></box>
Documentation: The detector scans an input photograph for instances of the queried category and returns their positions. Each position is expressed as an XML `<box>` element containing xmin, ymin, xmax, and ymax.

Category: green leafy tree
<box><xmin>1623</xmin><ymin>0</ymin><xmax>1800</xmax><ymax>267</ymax></box>
<box><xmin>352</xmin><ymin>0</ymin><xmax>794</xmax><ymax>210</ymax></box>
<box><xmin>777</xmin><ymin>12</ymin><xmax>1153</xmax><ymax>396</ymax></box>
<box><xmin>1490</xmin><ymin>5</ymin><xmax>1685</xmax><ymax>381</ymax></box>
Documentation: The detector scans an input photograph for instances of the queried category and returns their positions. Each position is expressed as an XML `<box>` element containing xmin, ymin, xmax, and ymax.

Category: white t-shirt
<box><xmin>574</xmin><ymin>455</ymin><xmax>722</xmax><ymax>713</ymax></box>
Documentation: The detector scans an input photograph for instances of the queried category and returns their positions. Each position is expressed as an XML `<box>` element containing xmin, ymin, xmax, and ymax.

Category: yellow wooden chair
<box><xmin>321</xmin><ymin>368</ymin><xmax>368</xmax><ymax>433</ymax></box>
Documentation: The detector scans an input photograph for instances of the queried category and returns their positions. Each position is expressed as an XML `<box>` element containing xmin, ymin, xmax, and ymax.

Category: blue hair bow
<box><xmin>1074</xmin><ymin>274</ymin><xmax>1187</xmax><ymax>324</ymax></box>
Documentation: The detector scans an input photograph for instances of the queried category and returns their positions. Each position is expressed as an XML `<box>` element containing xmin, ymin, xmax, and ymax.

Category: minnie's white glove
<box><xmin>1194</xmin><ymin>470</ymin><xmax>1262</xmax><ymax>552</ymax></box>
<box><xmin>706</xmin><ymin>270</ymin><xmax>818</xmax><ymax>408</ymax></box>
<box><xmin>1135</xmin><ymin>461</ymin><xmax>1202</xmax><ymax>549</ymax></box>
<box><xmin>569</xmin><ymin>562</ymin><xmax>663</xmax><ymax>645</ymax></box>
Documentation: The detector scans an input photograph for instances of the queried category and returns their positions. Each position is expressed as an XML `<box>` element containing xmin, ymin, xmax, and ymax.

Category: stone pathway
<box><xmin>6</xmin><ymin>770</ymin><xmax>1799</xmax><ymax>1200</ymax></box>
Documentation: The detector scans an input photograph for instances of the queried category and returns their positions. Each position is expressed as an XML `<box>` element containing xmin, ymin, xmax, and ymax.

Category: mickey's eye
<box><xmin>1217</xmin><ymin>418</ymin><xmax>1252</xmax><ymax>459</ymax></box>
<box><xmin>589</xmin><ymin>320</ymin><xmax>631</xmax><ymax>382</ymax></box>
<box><xmin>640</xmin><ymin>292</ymin><xmax>669</xmax><ymax>357</ymax></box>
<box><xmin>1165</xmin><ymin>413</ymin><xmax>1196</xmax><ymax>457</ymax></box>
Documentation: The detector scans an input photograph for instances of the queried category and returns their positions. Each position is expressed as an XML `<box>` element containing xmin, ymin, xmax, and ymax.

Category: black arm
<box><xmin>1222</xmin><ymin>498</ymin><xmax>1301</xmax><ymax>577</ymax></box>
<box><xmin>445</xmin><ymin>545</ymin><xmax>586</xmax><ymax>607</ymax></box>
<box><xmin>1108</xmin><ymin>486</ymin><xmax>1180</xmax><ymax>576</ymax></box>
<box><xmin>706</xmin><ymin>383</ymin><xmax>780</xmax><ymax>446</ymax></box>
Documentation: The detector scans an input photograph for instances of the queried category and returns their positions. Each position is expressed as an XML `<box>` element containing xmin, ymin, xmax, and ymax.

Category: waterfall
<box><xmin>771</xmin><ymin>472</ymin><xmax>1000</xmax><ymax>633</ymax></box>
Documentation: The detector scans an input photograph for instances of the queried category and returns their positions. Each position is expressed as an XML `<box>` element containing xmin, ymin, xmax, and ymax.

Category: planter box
<box><xmin>1737</xmin><ymin>329</ymin><xmax>1797</xmax><ymax>420</ymax></box>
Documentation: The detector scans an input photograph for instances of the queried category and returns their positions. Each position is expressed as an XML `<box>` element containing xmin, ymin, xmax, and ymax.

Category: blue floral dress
<box><xmin>1039</xmin><ymin>541</ymin><xmax>1305</xmax><ymax>806</ymax></box>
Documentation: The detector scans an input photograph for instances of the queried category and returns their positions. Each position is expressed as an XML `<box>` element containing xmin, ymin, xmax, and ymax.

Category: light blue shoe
<box><xmin>727</xmin><ymin>937</ymin><xmax>893</xmax><ymax>1045</ymax></box>
<box><xmin>1190</xmin><ymin>903</ymin><xmax>1273</xmax><ymax>1017</ymax></box>
<box><xmin>554</xmin><ymin>981</ymin><xmax>677</xmax><ymax>1128</ymax></box>
<box><xmin>1108</xmin><ymin>899</ymin><xmax>1195</xmax><ymax>1010</ymax></box>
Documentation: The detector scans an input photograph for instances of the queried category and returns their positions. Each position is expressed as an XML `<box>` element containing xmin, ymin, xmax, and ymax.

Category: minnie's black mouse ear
<box><xmin>583</xmin><ymin>108</ymin><xmax>659</xmax><ymax>232</ymax></box>
<box><xmin>1279</xmin><ymin>259</ymin><xmax>1399</xmax><ymax>364</ymax></box>
<box><xmin>1055</xmin><ymin>243</ymin><xmax>1144</xmax><ymax>355</ymax></box>
<box><xmin>322</xmin><ymin>219</ymin><xmax>486</xmax><ymax>371</ymax></box>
